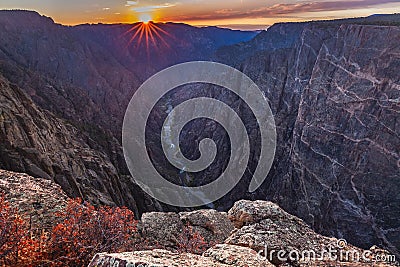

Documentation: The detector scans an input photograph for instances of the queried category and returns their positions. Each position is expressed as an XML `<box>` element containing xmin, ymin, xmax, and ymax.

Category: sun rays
<box><xmin>123</xmin><ymin>21</ymin><xmax>173</xmax><ymax>55</ymax></box>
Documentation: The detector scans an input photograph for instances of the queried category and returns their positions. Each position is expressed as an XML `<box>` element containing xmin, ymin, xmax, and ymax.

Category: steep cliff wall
<box><xmin>215</xmin><ymin>21</ymin><xmax>400</xmax><ymax>254</ymax></box>
<box><xmin>0</xmin><ymin>74</ymin><xmax>160</xmax><ymax>214</ymax></box>
<box><xmin>290</xmin><ymin>24</ymin><xmax>400</xmax><ymax>254</ymax></box>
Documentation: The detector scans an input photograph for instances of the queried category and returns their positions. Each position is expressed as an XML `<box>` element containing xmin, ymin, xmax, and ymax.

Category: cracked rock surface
<box><xmin>0</xmin><ymin>169</ymin><xmax>68</xmax><ymax>229</ymax></box>
<box><xmin>90</xmin><ymin>200</ymin><xmax>398</xmax><ymax>267</ymax></box>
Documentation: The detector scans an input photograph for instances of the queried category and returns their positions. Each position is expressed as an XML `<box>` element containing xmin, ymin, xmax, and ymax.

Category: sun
<box><xmin>139</xmin><ymin>14</ymin><xmax>152</xmax><ymax>23</ymax></box>
<box><xmin>122</xmin><ymin>16</ymin><xmax>174</xmax><ymax>55</ymax></box>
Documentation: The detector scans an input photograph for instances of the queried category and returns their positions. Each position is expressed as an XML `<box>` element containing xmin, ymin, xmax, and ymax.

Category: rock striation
<box><xmin>213</xmin><ymin>19</ymin><xmax>400</xmax><ymax>254</ymax></box>
<box><xmin>0</xmin><ymin>74</ymin><xmax>156</xmax><ymax>214</ymax></box>
<box><xmin>287</xmin><ymin>24</ymin><xmax>400</xmax><ymax>255</ymax></box>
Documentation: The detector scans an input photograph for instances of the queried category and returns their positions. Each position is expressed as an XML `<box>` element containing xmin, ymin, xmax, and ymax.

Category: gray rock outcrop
<box><xmin>89</xmin><ymin>200</ymin><xmax>398</xmax><ymax>267</ymax></box>
<box><xmin>0</xmin><ymin>169</ymin><xmax>68</xmax><ymax>229</ymax></box>
<box><xmin>140</xmin><ymin>209</ymin><xmax>234</xmax><ymax>248</ymax></box>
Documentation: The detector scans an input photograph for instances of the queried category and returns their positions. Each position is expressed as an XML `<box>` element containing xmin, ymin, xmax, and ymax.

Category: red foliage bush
<box><xmin>0</xmin><ymin>197</ymin><xmax>137</xmax><ymax>267</ymax></box>
<box><xmin>46</xmin><ymin>198</ymin><xmax>137</xmax><ymax>266</ymax></box>
<box><xmin>0</xmin><ymin>196</ymin><xmax>42</xmax><ymax>267</ymax></box>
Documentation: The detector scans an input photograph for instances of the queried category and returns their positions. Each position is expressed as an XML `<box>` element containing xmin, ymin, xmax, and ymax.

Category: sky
<box><xmin>0</xmin><ymin>0</ymin><xmax>399</xmax><ymax>30</ymax></box>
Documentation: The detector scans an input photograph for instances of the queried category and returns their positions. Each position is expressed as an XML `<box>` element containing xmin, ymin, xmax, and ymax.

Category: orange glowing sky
<box><xmin>1</xmin><ymin>0</ymin><xmax>400</xmax><ymax>29</ymax></box>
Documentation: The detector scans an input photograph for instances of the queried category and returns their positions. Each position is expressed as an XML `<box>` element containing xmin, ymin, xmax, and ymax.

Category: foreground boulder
<box><xmin>89</xmin><ymin>250</ymin><xmax>231</xmax><ymax>267</ymax></box>
<box><xmin>227</xmin><ymin>200</ymin><xmax>340</xmax><ymax>264</ymax></box>
<box><xmin>226</xmin><ymin>200</ymin><xmax>397</xmax><ymax>265</ymax></box>
<box><xmin>89</xmin><ymin>246</ymin><xmax>271</xmax><ymax>267</ymax></box>
<box><xmin>140</xmin><ymin>209</ymin><xmax>234</xmax><ymax>248</ymax></box>
<box><xmin>204</xmin><ymin>244</ymin><xmax>274</xmax><ymax>267</ymax></box>
<box><xmin>89</xmin><ymin>200</ymin><xmax>398</xmax><ymax>267</ymax></box>
<box><xmin>0</xmin><ymin>169</ymin><xmax>68</xmax><ymax>229</ymax></box>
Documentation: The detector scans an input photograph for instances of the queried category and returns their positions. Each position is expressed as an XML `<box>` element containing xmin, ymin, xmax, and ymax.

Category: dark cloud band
<box><xmin>168</xmin><ymin>0</ymin><xmax>400</xmax><ymax>21</ymax></box>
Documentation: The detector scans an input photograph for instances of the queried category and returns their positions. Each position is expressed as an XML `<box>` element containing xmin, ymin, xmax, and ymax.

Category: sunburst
<box><xmin>123</xmin><ymin>20</ymin><xmax>173</xmax><ymax>55</ymax></box>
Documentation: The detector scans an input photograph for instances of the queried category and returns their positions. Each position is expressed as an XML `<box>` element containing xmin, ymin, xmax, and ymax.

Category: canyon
<box><xmin>0</xmin><ymin>10</ymin><xmax>399</xmax><ymax>258</ymax></box>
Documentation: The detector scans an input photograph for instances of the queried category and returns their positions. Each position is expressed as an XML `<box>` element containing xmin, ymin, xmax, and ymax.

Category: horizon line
<box><xmin>0</xmin><ymin>9</ymin><xmax>399</xmax><ymax>31</ymax></box>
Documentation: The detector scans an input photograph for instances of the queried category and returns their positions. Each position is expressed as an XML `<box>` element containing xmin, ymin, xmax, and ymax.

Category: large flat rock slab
<box><xmin>88</xmin><ymin>250</ymin><xmax>230</xmax><ymax>267</ymax></box>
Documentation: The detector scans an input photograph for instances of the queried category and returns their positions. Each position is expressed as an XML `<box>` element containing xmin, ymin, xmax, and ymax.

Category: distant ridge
<box><xmin>273</xmin><ymin>13</ymin><xmax>400</xmax><ymax>26</ymax></box>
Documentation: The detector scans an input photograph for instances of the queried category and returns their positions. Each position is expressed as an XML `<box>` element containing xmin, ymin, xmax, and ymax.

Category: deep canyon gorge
<box><xmin>0</xmin><ymin>10</ymin><xmax>399</xmax><ymax>260</ymax></box>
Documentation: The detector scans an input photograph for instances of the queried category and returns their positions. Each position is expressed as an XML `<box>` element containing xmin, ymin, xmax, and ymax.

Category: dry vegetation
<box><xmin>0</xmin><ymin>197</ymin><xmax>211</xmax><ymax>267</ymax></box>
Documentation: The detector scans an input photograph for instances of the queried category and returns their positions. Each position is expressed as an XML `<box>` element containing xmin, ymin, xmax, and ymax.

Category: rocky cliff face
<box><xmin>288</xmin><ymin>24</ymin><xmax>400</xmax><ymax>255</ymax></box>
<box><xmin>215</xmin><ymin>22</ymin><xmax>400</xmax><ymax>255</ymax></box>
<box><xmin>0</xmin><ymin>74</ymin><xmax>158</xmax><ymax>214</ymax></box>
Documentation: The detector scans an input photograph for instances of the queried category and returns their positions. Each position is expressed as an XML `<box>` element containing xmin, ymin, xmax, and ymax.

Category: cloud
<box><xmin>131</xmin><ymin>3</ymin><xmax>176</xmax><ymax>13</ymax></box>
<box><xmin>126</xmin><ymin>1</ymin><xmax>139</xmax><ymax>6</ymax></box>
<box><xmin>259</xmin><ymin>0</ymin><xmax>400</xmax><ymax>15</ymax></box>
<box><xmin>168</xmin><ymin>0</ymin><xmax>400</xmax><ymax>20</ymax></box>
<box><xmin>215</xmin><ymin>9</ymin><xmax>235</xmax><ymax>14</ymax></box>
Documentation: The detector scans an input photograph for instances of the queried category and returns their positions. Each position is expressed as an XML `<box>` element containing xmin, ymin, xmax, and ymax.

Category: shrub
<box><xmin>0</xmin><ymin>196</ymin><xmax>42</xmax><ymax>267</ymax></box>
<box><xmin>177</xmin><ymin>223</ymin><xmax>212</xmax><ymax>255</ymax></box>
<box><xmin>46</xmin><ymin>198</ymin><xmax>137</xmax><ymax>266</ymax></box>
<box><xmin>0</xmin><ymin>197</ymin><xmax>137</xmax><ymax>267</ymax></box>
